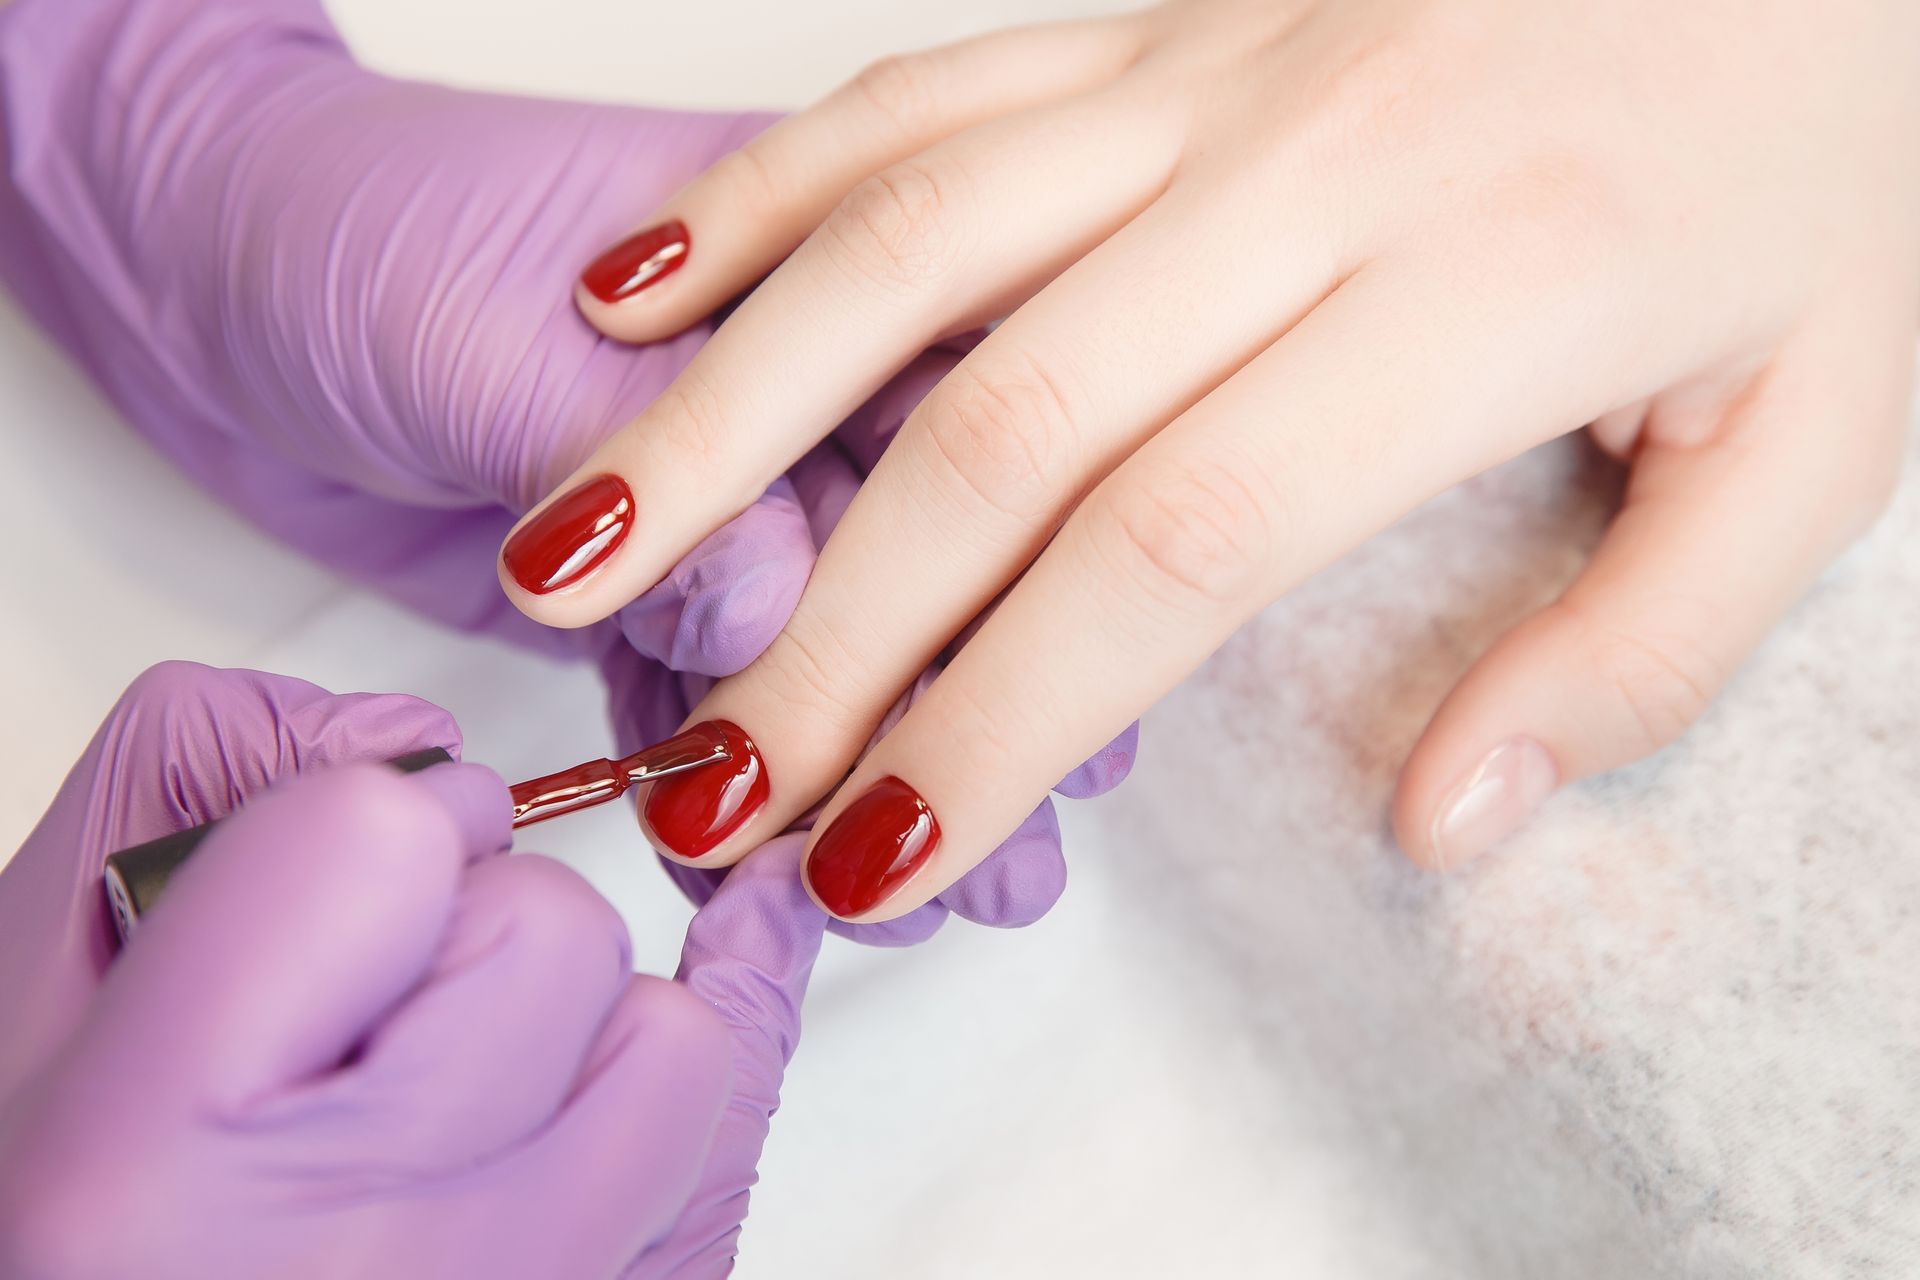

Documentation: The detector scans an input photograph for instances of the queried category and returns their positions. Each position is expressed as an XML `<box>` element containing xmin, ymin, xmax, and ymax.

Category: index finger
<box><xmin>575</xmin><ymin>17</ymin><xmax>1145</xmax><ymax>344</ymax></box>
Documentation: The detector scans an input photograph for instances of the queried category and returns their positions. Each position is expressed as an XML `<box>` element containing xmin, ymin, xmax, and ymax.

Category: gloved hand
<box><xmin>0</xmin><ymin>0</ymin><xmax>798</xmax><ymax>660</ymax></box>
<box><xmin>0</xmin><ymin>0</ymin><xmax>1135</xmax><ymax>935</ymax></box>
<box><xmin>0</xmin><ymin>661</ymin><xmax>827</xmax><ymax>1278</ymax></box>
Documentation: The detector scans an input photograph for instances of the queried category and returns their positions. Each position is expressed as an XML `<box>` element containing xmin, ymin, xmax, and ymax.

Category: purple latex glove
<box><xmin>0</xmin><ymin>0</ymin><xmax>800</xmax><ymax>663</ymax></box>
<box><xmin>0</xmin><ymin>662</ymin><xmax>826</xmax><ymax>1278</ymax></box>
<box><xmin>0</xmin><ymin>0</ymin><xmax>1135</xmax><ymax>936</ymax></box>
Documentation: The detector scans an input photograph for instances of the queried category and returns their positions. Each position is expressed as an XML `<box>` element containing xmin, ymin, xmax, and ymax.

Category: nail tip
<box><xmin>804</xmin><ymin>776</ymin><xmax>940</xmax><ymax>920</ymax></box>
<box><xmin>579</xmin><ymin>219</ymin><xmax>692</xmax><ymax>304</ymax></box>
<box><xmin>501</xmin><ymin>474</ymin><xmax>635</xmax><ymax>596</ymax></box>
<box><xmin>1429</xmin><ymin>736</ymin><xmax>1559</xmax><ymax>872</ymax></box>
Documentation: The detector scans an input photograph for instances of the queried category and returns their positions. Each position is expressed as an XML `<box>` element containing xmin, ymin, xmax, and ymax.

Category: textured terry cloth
<box><xmin>1066</xmin><ymin>365</ymin><xmax>1920</xmax><ymax>1279</ymax></box>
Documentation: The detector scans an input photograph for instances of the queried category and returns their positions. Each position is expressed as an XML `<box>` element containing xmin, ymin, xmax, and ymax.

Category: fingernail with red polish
<box><xmin>805</xmin><ymin>776</ymin><xmax>940</xmax><ymax>918</ymax></box>
<box><xmin>502</xmin><ymin>474</ymin><xmax>634</xmax><ymax>595</ymax></box>
<box><xmin>580</xmin><ymin>219</ymin><xmax>690</xmax><ymax>303</ymax></box>
<box><xmin>641</xmin><ymin>720</ymin><xmax>768</xmax><ymax>860</ymax></box>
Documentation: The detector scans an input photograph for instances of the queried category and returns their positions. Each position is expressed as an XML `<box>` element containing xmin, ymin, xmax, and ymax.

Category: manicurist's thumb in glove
<box><xmin>0</xmin><ymin>0</ymin><xmax>1139</xmax><ymax>936</ymax></box>
<box><xmin>0</xmin><ymin>662</ymin><xmax>826</xmax><ymax>1278</ymax></box>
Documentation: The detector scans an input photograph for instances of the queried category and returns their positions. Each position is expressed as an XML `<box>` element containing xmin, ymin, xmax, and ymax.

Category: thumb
<box><xmin>0</xmin><ymin>662</ymin><xmax>463</xmax><ymax>1093</ymax></box>
<box><xmin>1395</xmin><ymin>310</ymin><xmax>1909</xmax><ymax>870</ymax></box>
<box><xmin>81</xmin><ymin>762</ymin><xmax>511</xmax><ymax>1114</ymax></box>
<box><xmin>630</xmin><ymin>833</ymin><xmax>828</xmax><ymax>1277</ymax></box>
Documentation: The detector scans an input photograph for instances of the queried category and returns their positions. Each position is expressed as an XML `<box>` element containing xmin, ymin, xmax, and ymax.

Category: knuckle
<box><xmin>1477</xmin><ymin>153</ymin><xmax>1635</xmax><ymax>282</ymax></box>
<box><xmin>1491</xmin><ymin>154</ymin><xmax>1623</xmax><ymax>240</ymax></box>
<box><xmin>918</xmin><ymin>355</ymin><xmax>1081</xmax><ymax>524</ymax></box>
<box><xmin>847</xmin><ymin>53</ymin><xmax>944</xmax><ymax>142</ymax></box>
<box><xmin>120</xmin><ymin>658</ymin><xmax>216</xmax><ymax>710</ymax></box>
<box><xmin>756</xmin><ymin>618</ymin><xmax>877</xmax><ymax>738</ymax></box>
<box><xmin>1293</xmin><ymin>25</ymin><xmax>1437</xmax><ymax>162</ymax></box>
<box><xmin>706</xmin><ymin>140</ymin><xmax>786</xmax><ymax>219</ymax></box>
<box><xmin>112</xmin><ymin>660</ymin><xmax>232</xmax><ymax>756</ymax></box>
<box><xmin>649</xmin><ymin>367</ymin><xmax>734</xmax><ymax>476</ymax></box>
<box><xmin>824</xmin><ymin>163</ymin><xmax>961</xmax><ymax>289</ymax></box>
<box><xmin>1555</xmin><ymin>599</ymin><xmax>1723</xmax><ymax>752</ymax></box>
<box><xmin>928</xmin><ymin>676</ymin><xmax>1027</xmax><ymax>777</ymax></box>
<box><xmin>1091</xmin><ymin>459</ymin><xmax>1276</xmax><ymax>610</ymax></box>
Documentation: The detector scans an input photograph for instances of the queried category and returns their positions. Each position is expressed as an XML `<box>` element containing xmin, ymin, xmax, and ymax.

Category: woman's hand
<box><xmin>504</xmin><ymin>0</ymin><xmax>1920</xmax><ymax>917</ymax></box>
<box><xmin>0</xmin><ymin>0</ymin><xmax>1135</xmax><ymax>933</ymax></box>
<box><xmin>0</xmin><ymin>662</ymin><xmax>827</xmax><ymax>1278</ymax></box>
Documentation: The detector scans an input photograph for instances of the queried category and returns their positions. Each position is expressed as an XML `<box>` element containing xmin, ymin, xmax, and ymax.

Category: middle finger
<box><xmin>636</xmin><ymin>172</ymin><xmax>1355</xmax><ymax>863</ymax></box>
<box><xmin>498</xmin><ymin>91</ymin><xmax>1182</xmax><ymax>628</ymax></box>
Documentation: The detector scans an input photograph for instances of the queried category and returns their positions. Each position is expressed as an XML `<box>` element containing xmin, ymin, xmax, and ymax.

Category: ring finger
<box><xmin>632</xmin><ymin>173</ymin><xmax>1358</xmax><ymax>863</ymax></box>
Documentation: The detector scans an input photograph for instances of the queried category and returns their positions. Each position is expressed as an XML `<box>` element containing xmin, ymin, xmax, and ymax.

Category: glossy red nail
<box><xmin>502</xmin><ymin>474</ymin><xmax>633</xmax><ymax>595</ymax></box>
<box><xmin>580</xmin><ymin>219</ymin><xmax>690</xmax><ymax>303</ymax></box>
<box><xmin>805</xmin><ymin>776</ymin><xmax>940</xmax><ymax>918</ymax></box>
<box><xmin>641</xmin><ymin>720</ymin><xmax>767</xmax><ymax>859</ymax></box>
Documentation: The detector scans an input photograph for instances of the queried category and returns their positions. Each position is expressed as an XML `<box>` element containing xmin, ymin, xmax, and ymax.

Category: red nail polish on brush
<box><xmin>641</xmin><ymin>720</ymin><xmax>768</xmax><ymax>859</ymax></box>
<box><xmin>580</xmin><ymin>219</ymin><xmax>691</xmax><ymax>303</ymax></box>
<box><xmin>805</xmin><ymin>776</ymin><xmax>940</xmax><ymax>918</ymax></box>
<box><xmin>502</xmin><ymin>474</ymin><xmax>633</xmax><ymax>595</ymax></box>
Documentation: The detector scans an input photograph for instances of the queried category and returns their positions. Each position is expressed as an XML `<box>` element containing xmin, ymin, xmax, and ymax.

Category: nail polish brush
<box><xmin>100</xmin><ymin>725</ymin><xmax>732</xmax><ymax>945</ymax></box>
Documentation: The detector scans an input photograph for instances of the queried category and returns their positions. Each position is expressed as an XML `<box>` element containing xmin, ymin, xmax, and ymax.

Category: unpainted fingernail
<box><xmin>1429</xmin><ymin>737</ymin><xmax>1558</xmax><ymax>870</ymax></box>
<box><xmin>580</xmin><ymin>219</ymin><xmax>691</xmax><ymax>303</ymax></box>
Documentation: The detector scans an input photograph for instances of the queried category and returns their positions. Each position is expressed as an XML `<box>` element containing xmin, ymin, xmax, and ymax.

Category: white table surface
<box><xmin>4</xmin><ymin>3</ymin><xmax>1916</xmax><ymax>1276</ymax></box>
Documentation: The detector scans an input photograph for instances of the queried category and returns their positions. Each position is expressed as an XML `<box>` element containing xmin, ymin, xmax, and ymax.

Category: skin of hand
<box><xmin>0</xmin><ymin>0</ymin><xmax>1134</xmax><ymax>929</ymax></box>
<box><xmin>0</xmin><ymin>661</ymin><xmax>828</xmax><ymax>1279</ymax></box>
<box><xmin>498</xmin><ymin>0</ymin><xmax>1920</xmax><ymax>919</ymax></box>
